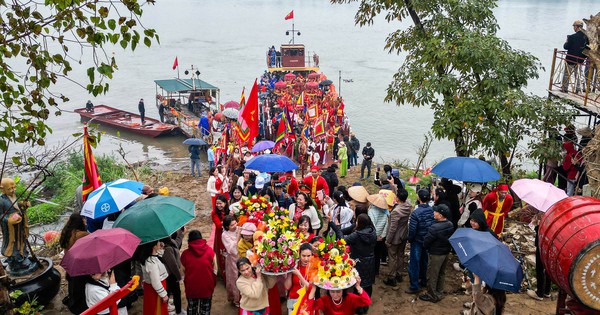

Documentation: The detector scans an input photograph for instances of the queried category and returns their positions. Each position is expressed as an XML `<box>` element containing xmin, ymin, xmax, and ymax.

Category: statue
<box><xmin>0</xmin><ymin>178</ymin><xmax>36</xmax><ymax>276</ymax></box>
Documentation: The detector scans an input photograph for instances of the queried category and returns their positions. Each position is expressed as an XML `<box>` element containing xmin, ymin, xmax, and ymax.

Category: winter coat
<box><xmin>386</xmin><ymin>201</ymin><xmax>412</xmax><ymax>245</ymax></box>
<box><xmin>321</xmin><ymin>169</ymin><xmax>339</xmax><ymax>197</ymax></box>
<box><xmin>469</xmin><ymin>208</ymin><xmax>499</xmax><ymax>239</ymax></box>
<box><xmin>161</xmin><ymin>230</ymin><xmax>183</xmax><ymax>282</ymax></box>
<box><xmin>343</xmin><ymin>225</ymin><xmax>377</xmax><ymax>287</ymax></box>
<box><xmin>563</xmin><ymin>30</ymin><xmax>588</xmax><ymax>64</ymax></box>
<box><xmin>180</xmin><ymin>239</ymin><xmax>217</xmax><ymax>299</ymax></box>
<box><xmin>368</xmin><ymin>205</ymin><xmax>389</xmax><ymax>238</ymax></box>
<box><xmin>423</xmin><ymin>220</ymin><xmax>454</xmax><ymax>255</ymax></box>
<box><xmin>407</xmin><ymin>204</ymin><xmax>434</xmax><ymax>244</ymax></box>
<box><xmin>188</xmin><ymin>145</ymin><xmax>201</xmax><ymax>160</ymax></box>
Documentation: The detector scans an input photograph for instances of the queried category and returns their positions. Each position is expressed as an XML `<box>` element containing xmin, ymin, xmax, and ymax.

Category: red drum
<box><xmin>539</xmin><ymin>196</ymin><xmax>600</xmax><ymax>310</ymax></box>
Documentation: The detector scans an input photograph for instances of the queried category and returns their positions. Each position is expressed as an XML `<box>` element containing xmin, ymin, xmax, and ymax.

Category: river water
<box><xmin>10</xmin><ymin>0</ymin><xmax>597</xmax><ymax>169</ymax></box>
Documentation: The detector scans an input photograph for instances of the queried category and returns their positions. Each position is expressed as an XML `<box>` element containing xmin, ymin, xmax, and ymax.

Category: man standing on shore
<box><xmin>138</xmin><ymin>98</ymin><xmax>145</xmax><ymax>124</ymax></box>
<box><xmin>360</xmin><ymin>142</ymin><xmax>374</xmax><ymax>180</ymax></box>
<box><xmin>406</xmin><ymin>189</ymin><xmax>434</xmax><ymax>294</ymax></box>
<box><xmin>349</xmin><ymin>133</ymin><xmax>360</xmax><ymax>168</ymax></box>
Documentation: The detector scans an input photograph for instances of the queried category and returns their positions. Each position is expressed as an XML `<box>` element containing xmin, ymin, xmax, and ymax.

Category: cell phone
<box><xmin>416</xmin><ymin>184</ymin><xmax>421</xmax><ymax>192</ymax></box>
<box><xmin>432</xmin><ymin>177</ymin><xmax>437</xmax><ymax>186</ymax></box>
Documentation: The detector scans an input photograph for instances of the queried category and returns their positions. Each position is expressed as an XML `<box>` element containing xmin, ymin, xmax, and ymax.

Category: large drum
<box><xmin>539</xmin><ymin>196</ymin><xmax>600</xmax><ymax>310</ymax></box>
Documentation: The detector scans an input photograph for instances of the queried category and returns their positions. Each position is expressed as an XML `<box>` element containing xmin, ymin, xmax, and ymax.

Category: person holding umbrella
<box><xmin>189</xmin><ymin>144</ymin><xmax>201</xmax><ymax>177</ymax></box>
<box><xmin>59</xmin><ymin>213</ymin><xmax>89</xmax><ymax>314</ymax></box>
<box><xmin>462</xmin><ymin>273</ymin><xmax>506</xmax><ymax>315</ymax></box>
<box><xmin>137</xmin><ymin>240</ymin><xmax>169</xmax><ymax>314</ymax></box>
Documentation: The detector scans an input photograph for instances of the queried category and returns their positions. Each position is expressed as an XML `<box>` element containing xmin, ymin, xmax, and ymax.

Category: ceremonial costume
<box><xmin>482</xmin><ymin>186</ymin><xmax>513</xmax><ymax>236</ymax></box>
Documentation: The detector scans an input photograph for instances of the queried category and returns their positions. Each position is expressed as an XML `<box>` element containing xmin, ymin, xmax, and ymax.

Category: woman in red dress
<box><xmin>211</xmin><ymin>194</ymin><xmax>228</xmax><ymax>280</ymax></box>
<box><xmin>306</xmin><ymin>274</ymin><xmax>371</xmax><ymax>315</ymax></box>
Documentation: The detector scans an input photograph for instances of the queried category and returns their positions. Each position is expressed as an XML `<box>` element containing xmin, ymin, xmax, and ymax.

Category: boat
<box><xmin>75</xmin><ymin>105</ymin><xmax>184</xmax><ymax>138</ymax></box>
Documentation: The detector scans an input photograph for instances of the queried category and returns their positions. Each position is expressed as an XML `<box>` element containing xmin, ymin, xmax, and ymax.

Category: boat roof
<box><xmin>154</xmin><ymin>78</ymin><xmax>219</xmax><ymax>93</ymax></box>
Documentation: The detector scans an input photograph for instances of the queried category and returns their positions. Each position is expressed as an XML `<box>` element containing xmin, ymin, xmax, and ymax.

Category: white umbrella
<box><xmin>81</xmin><ymin>179</ymin><xmax>144</xmax><ymax>219</ymax></box>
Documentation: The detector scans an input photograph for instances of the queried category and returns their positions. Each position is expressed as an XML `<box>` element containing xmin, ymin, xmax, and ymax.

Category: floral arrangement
<box><xmin>256</xmin><ymin>216</ymin><xmax>302</xmax><ymax>274</ymax></box>
<box><xmin>313</xmin><ymin>232</ymin><xmax>356</xmax><ymax>289</ymax></box>
<box><xmin>234</xmin><ymin>195</ymin><xmax>272</xmax><ymax>225</ymax></box>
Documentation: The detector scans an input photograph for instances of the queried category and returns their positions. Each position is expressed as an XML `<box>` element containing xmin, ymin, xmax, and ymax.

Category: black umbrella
<box><xmin>319</xmin><ymin>79</ymin><xmax>333</xmax><ymax>86</ymax></box>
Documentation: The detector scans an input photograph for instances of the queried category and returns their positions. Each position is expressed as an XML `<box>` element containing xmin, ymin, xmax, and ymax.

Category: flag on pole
<box><xmin>172</xmin><ymin>56</ymin><xmax>179</xmax><ymax>70</ymax></box>
<box><xmin>313</xmin><ymin>117</ymin><xmax>325</xmax><ymax>139</ymax></box>
<box><xmin>82</xmin><ymin>125</ymin><xmax>102</xmax><ymax>202</ymax></box>
<box><xmin>236</xmin><ymin>88</ymin><xmax>251</xmax><ymax>143</ymax></box>
<box><xmin>240</xmin><ymin>79</ymin><xmax>260</xmax><ymax>147</ymax></box>
<box><xmin>285</xmin><ymin>10</ymin><xmax>294</xmax><ymax>20</ymax></box>
<box><xmin>284</xmin><ymin>106</ymin><xmax>294</xmax><ymax>135</ymax></box>
<box><xmin>275</xmin><ymin>115</ymin><xmax>287</xmax><ymax>147</ymax></box>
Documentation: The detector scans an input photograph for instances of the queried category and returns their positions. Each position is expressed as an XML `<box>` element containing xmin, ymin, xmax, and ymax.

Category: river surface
<box><xmin>9</xmin><ymin>0</ymin><xmax>597</xmax><ymax>169</ymax></box>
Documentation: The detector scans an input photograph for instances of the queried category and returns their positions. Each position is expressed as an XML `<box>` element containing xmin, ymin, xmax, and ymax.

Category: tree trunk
<box><xmin>499</xmin><ymin>154</ymin><xmax>512</xmax><ymax>180</ymax></box>
<box><xmin>0</xmin><ymin>265</ymin><xmax>15</xmax><ymax>315</ymax></box>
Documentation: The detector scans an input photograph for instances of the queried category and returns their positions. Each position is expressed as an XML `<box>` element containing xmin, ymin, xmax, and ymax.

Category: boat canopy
<box><xmin>154</xmin><ymin>78</ymin><xmax>219</xmax><ymax>93</ymax></box>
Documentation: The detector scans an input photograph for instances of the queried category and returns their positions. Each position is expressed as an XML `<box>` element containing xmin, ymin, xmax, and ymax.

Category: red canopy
<box><xmin>284</xmin><ymin>73</ymin><xmax>296</xmax><ymax>80</ymax></box>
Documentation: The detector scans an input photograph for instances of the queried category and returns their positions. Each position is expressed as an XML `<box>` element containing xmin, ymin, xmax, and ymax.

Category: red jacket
<box><xmin>180</xmin><ymin>239</ymin><xmax>216</xmax><ymax>298</ymax></box>
<box><xmin>562</xmin><ymin>141</ymin><xmax>581</xmax><ymax>180</ymax></box>
<box><xmin>302</xmin><ymin>175</ymin><xmax>329</xmax><ymax>200</ymax></box>
<box><xmin>307</xmin><ymin>289</ymin><xmax>371</xmax><ymax>315</ymax></box>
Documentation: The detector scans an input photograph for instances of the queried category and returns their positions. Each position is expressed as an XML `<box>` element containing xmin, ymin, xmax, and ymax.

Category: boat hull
<box><xmin>75</xmin><ymin>105</ymin><xmax>182</xmax><ymax>138</ymax></box>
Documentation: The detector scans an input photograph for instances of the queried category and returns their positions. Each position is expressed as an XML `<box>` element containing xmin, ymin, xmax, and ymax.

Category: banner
<box><xmin>82</xmin><ymin>125</ymin><xmax>102</xmax><ymax>202</ymax></box>
<box><xmin>285</xmin><ymin>10</ymin><xmax>294</xmax><ymax>20</ymax></box>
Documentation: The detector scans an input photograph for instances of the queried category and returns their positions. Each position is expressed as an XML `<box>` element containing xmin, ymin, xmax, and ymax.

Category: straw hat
<box><xmin>378</xmin><ymin>189</ymin><xmax>396</xmax><ymax>207</ymax></box>
<box><xmin>348</xmin><ymin>186</ymin><xmax>369</xmax><ymax>203</ymax></box>
<box><xmin>367</xmin><ymin>194</ymin><xmax>388</xmax><ymax>209</ymax></box>
<box><xmin>577</xmin><ymin>126</ymin><xmax>594</xmax><ymax>138</ymax></box>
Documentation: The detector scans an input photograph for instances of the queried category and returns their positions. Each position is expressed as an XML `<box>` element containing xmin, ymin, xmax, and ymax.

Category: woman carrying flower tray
<box><xmin>285</xmin><ymin>243</ymin><xmax>313</xmax><ymax>313</ymax></box>
<box><xmin>306</xmin><ymin>274</ymin><xmax>371</xmax><ymax>315</ymax></box>
<box><xmin>236</xmin><ymin>258</ymin><xmax>278</xmax><ymax>315</ymax></box>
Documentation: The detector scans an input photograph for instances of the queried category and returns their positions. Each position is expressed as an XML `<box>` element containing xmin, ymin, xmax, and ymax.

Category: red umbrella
<box><xmin>224</xmin><ymin>101</ymin><xmax>240</xmax><ymax>109</ymax></box>
<box><xmin>61</xmin><ymin>228</ymin><xmax>141</xmax><ymax>276</ymax></box>
<box><xmin>214</xmin><ymin>112</ymin><xmax>223</xmax><ymax>120</ymax></box>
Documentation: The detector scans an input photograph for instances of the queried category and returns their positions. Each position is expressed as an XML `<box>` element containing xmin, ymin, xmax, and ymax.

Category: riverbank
<box><xmin>33</xmin><ymin>161</ymin><xmax>556</xmax><ymax>315</ymax></box>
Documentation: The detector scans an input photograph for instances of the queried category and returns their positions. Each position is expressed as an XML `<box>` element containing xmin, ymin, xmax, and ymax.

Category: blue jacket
<box><xmin>408</xmin><ymin>203</ymin><xmax>434</xmax><ymax>244</ymax></box>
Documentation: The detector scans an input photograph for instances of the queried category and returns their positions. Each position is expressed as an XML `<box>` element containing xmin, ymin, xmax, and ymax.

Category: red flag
<box><xmin>82</xmin><ymin>125</ymin><xmax>102</xmax><ymax>202</ymax></box>
<box><xmin>241</xmin><ymin>79</ymin><xmax>259</xmax><ymax>145</ymax></box>
<box><xmin>172</xmin><ymin>56</ymin><xmax>178</xmax><ymax>70</ymax></box>
<box><xmin>285</xmin><ymin>10</ymin><xmax>294</xmax><ymax>20</ymax></box>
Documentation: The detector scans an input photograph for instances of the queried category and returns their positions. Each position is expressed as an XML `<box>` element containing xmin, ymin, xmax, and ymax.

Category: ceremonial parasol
<box><xmin>224</xmin><ymin>101</ymin><xmax>240</xmax><ymax>109</ymax></box>
<box><xmin>449</xmin><ymin>228</ymin><xmax>523</xmax><ymax>292</ymax></box>
<box><xmin>80</xmin><ymin>179</ymin><xmax>144</xmax><ymax>219</ymax></box>
<box><xmin>113</xmin><ymin>196</ymin><xmax>195</xmax><ymax>244</ymax></box>
<box><xmin>251</xmin><ymin>140</ymin><xmax>276</xmax><ymax>152</ymax></box>
<box><xmin>511</xmin><ymin>179</ymin><xmax>568</xmax><ymax>212</ymax></box>
<box><xmin>319</xmin><ymin>79</ymin><xmax>333</xmax><ymax>86</ymax></box>
<box><xmin>182</xmin><ymin>138</ymin><xmax>208</xmax><ymax>146</ymax></box>
<box><xmin>245</xmin><ymin>154</ymin><xmax>298</xmax><ymax>173</ymax></box>
<box><xmin>431</xmin><ymin>157</ymin><xmax>501</xmax><ymax>183</ymax></box>
<box><xmin>223</xmin><ymin>108</ymin><xmax>239</xmax><ymax>119</ymax></box>
<box><xmin>61</xmin><ymin>228</ymin><xmax>141</xmax><ymax>276</ymax></box>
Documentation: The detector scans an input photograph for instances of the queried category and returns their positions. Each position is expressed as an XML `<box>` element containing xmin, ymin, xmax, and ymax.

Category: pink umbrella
<box><xmin>511</xmin><ymin>179</ymin><xmax>568</xmax><ymax>212</ymax></box>
<box><xmin>61</xmin><ymin>228</ymin><xmax>141</xmax><ymax>276</ymax></box>
<box><xmin>224</xmin><ymin>101</ymin><xmax>240</xmax><ymax>109</ymax></box>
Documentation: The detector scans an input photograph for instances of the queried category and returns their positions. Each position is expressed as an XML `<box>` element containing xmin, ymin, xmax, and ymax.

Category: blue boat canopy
<box><xmin>154</xmin><ymin>78</ymin><xmax>219</xmax><ymax>93</ymax></box>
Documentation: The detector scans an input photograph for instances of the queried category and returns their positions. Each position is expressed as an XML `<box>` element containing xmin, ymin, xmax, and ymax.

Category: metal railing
<box><xmin>266</xmin><ymin>50</ymin><xmax>319</xmax><ymax>69</ymax></box>
<box><xmin>549</xmin><ymin>48</ymin><xmax>600</xmax><ymax>109</ymax></box>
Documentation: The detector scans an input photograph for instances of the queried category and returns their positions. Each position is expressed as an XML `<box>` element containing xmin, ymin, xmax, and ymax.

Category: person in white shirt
<box><xmin>85</xmin><ymin>270</ymin><xmax>127</xmax><ymax>315</ymax></box>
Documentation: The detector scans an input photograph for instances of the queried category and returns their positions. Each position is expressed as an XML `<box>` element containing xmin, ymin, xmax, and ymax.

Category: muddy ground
<box><xmin>43</xmin><ymin>162</ymin><xmax>557</xmax><ymax>315</ymax></box>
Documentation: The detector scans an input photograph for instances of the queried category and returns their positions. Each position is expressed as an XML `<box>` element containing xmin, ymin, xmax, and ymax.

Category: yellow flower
<box><xmin>335</xmin><ymin>269</ymin><xmax>342</xmax><ymax>277</ymax></box>
<box><xmin>331</xmin><ymin>276</ymin><xmax>341</xmax><ymax>285</ymax></box>
<box><xmin>265</xmin><ymin>230</ymin><xmax>275</xmax><ymax>240</ymax></box>
<box><xmin>339</xmin><ymin>239</ymin><xmax>346</xmax><ymax>245</ymax></box>
<box><xmin>268</xmin><ymin>212</ymin><xmax>275</xmax><ymax>217</ymax></box>
<box><xmin>318</xmin><ymin>243</ymin><xmax>326</xmax><ymax>251</ymax></box>
<box><xmin>334</xmin><ymin>256</ymin><xmax>343</xmax><ymax>264</ymax></box>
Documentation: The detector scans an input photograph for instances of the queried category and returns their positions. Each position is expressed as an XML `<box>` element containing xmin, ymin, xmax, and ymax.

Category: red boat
<box><xmin>75</xmin><ymin>105</ymin><xmax>183</xmax><ymax>138</ymax></box>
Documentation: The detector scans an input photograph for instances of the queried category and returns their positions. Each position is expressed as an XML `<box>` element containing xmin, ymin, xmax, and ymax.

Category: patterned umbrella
<box><xmin>80</xmin><ymin>179</ymin><xmax>144</xmax><ymax>219</ymax></box>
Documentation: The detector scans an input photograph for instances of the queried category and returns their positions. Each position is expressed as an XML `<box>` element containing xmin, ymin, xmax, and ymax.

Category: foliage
<box><xmin>0</xmin><ymin>0</ymin><xmax>159</xmax><ymax>155</ymax></box>
<box><xmin>9</xmin><ymin>290</ymin><xmax>43</xmax><ymax>315</ymax></box>
<box><xmin>332</xmin><ymin>0</ymin><xmax>574</xmax><ymax>176</ymax></box>
<box><xmin>26</xmin><ymin>151</ymin><xmax>130</xmax><ymax>224</ymax></box>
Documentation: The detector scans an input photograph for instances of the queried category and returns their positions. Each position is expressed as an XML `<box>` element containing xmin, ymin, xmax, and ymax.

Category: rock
<box><xmin>525</xmin><ymin>254</ymin><xmax>536</xmax><ymax>266</ymax></box>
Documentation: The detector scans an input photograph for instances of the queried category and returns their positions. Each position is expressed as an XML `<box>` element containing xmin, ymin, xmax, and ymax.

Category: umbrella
<box><xmin>182</xmin><ymin>138</ymin><xmax>207</xmax><ymax>146</ymax></box>
<box><xmin>214</xmin><ymin>112</ymin><xmax>223</xmax><ymax>120</ymax></box>
<box><xmin>319</xmin><ymin>79</ymin><xmax>333</xmax><ymax>86</ymax></box>
<box><xmin>224</xmin><ymin>101</ymin><xmax>240</xmax><ymax>109</ymax></box>
<box><xmin>61</xmin><ymin>228</ymin><xmax>141</xmax><ymax>276</ymax></box>
<box><xmin>80</xmin><ymin>179</ymin><xmax>144</xmax><ymax>219</ymax></box>
<box><xmin>113</xmin><ymin>195</ymin><xmax>195</xmax><ymax>244</ymax></box>
<box><xmin>244</xmin><ymin>154</ymin><xmax>298</xmax><ymax>173</ymax></box>
<box><xmin>511</xmin><ymin>179</ymin><xmax>568</xmax><ymax>212</ymax></box>
<box><xmin>223</xmin><ymin>108</ymin><xmax>239</xmax><ymax>119</ymax></box>
<box><xmin>251</xmin><ymin>140</ymin><xmax>276</xmax><ymax>152</ymax></box>
<box><xmin>449</xmin><ymin>228</ymin><xmax>523</xmax><ymax>292</ymax></box>
<box><xmin>431</xmin><ymin>157</ymin><xmax>501</xmax><ymax>183</ymax></box>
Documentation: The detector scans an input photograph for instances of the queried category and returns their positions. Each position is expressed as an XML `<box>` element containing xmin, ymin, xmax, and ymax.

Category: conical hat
<box><xmin>367</xmin><ymin>194</ymin><xmax>388</xmax><ymax>209</ymax></box>
<box><xmin>348</xmin><ymin>186</ymin><xmax>369</xmax><ymax>203</ymax></box>
<box><xmin>378</xmin><ymin>189</ymin><xmax>396</xmax><ymax>207</ymax></box>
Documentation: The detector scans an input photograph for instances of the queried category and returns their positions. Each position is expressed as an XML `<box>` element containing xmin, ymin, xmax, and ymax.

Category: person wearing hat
<box><xmin>302</xmin><ymin>165</ymin><xmax>329</xmax><ymax>208</ymax></box>
<box><xmin>273</xmin><ymin>182</ymin><xmax>294</xmax><ymax>209</ymax></box>
<box><xmin>138</xmin><ymin>98</ymin><xmax>145</xmax><ymax>124</ymax></box>
<box><xmin>406</xmin><ymin>189</ymin><xmax>434</xmax><ymax>294</ymax></box>
<box><xmin>237</xmin><ymin>222</ymin><xmax>256</xmax><ymax>259</ymax></box>
<box><xmin>419</xmin><ymin>204</ymin><xmax>454</xmax><ymax>303</ymax></box>
<box><xmin>482</xmin><ymin>184</ymin><xmax>514</xmax><ymax>236</ymax></box>
<box><xmin>367</xmin><ymin>193</ymin><xmax>390</xmax><ymax>276</ymax></box>
<box><xmin>458</xmin><ymin>183</ymin><xmax>483</xmax><ymax>227</ymax></box>
<box><xmin>561</xmin><ymin>19</ymin><xmax>589</xmax><ymax>93</ymax></box>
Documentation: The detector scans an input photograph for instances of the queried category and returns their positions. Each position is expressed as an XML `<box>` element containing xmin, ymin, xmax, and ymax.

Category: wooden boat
<box><xmin>75</xmin><ymin>105</ymin><xmax>183</xmax><ymax>138</ymax></box>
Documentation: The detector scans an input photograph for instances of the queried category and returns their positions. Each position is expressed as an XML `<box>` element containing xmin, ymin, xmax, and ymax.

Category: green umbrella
<box><xmin>113</xmin><ymin>195</ymin><xmax>195</xmax><ymax>244</ymax></box>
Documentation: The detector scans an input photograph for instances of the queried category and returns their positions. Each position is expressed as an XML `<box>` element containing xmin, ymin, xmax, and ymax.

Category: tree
<box><xmin>0</xmin><ymin>0</ymin><xmax>159</xmax><ymax>158</ymax></box>
<box><xmin>332</xmin><ymin>0</ymin><xmax>574</xmax><ymax>177</ymax></box>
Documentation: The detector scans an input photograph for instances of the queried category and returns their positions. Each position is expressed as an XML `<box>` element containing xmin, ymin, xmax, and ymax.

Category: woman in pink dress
<box><xmin>222</xmin><ymin>215</ymin><xmax>241</xmax><ymax>307</ymax></box>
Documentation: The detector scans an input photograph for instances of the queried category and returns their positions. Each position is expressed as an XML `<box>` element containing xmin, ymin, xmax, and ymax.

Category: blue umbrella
<box><xmin>244</xmin><ymin>154</ymin><xmax>298</xmax><ymax>172</ymax></box>
<box><xmin>251</xmin><ymin>140</ymin><xmax>276</xmax><ymax>152</ymax></box>
<box><xmin>183</xmin><ymin>138</ymin><xmax>207</xmax><ymax>146</ymax></box>
<box><xmin>81</xmin><ymin>179</ymin><xmax>144</xmax><ymax>219</ymax></box>
<box><xmin>449</xmin><ymin>228</ymin><xmax>523</xmax><ymax>292</ymax></box>
<box><xmin>431</xmin><ymin>157</ymin><xmax>500</xmax><ymax>183</ymax></box>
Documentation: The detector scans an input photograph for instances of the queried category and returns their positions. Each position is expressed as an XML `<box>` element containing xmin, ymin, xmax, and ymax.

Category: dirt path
<box><xmin>45</xmin><ymin>162</ymin><xmax>557</xmax><ymax>315</ymax></box>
